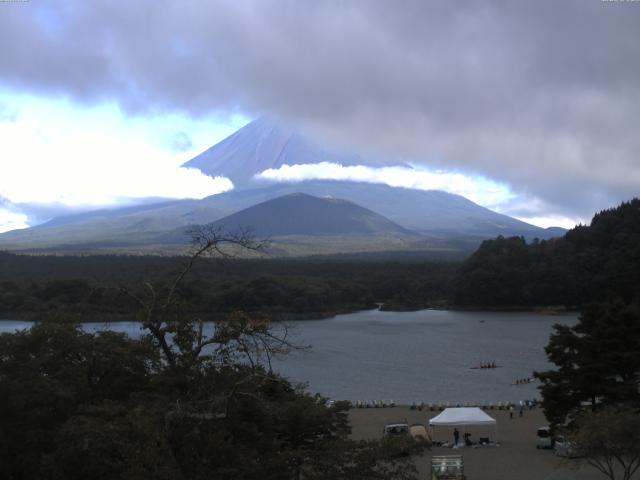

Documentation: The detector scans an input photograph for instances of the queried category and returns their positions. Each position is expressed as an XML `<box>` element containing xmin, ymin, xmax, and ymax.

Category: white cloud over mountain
<box><xmin>257</xmin><ymin>162</ymin><xmax>513</xmax><ymax>212</ymax></box>
<box><xmin>0</xmin><ymin>198</ymin><xmax>29</xmax><ymax>233</ymax></box>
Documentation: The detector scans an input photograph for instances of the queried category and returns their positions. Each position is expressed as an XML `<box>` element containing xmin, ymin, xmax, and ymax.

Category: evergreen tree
<box><xmin>452</xmin><ymin>198</ymin><xmax>640</xmax><ymax>308</ymax></box>
<box><xmin>536</xmin><ymin>297</ymin><xmax>640</xmax><ymax>427</ymax></box>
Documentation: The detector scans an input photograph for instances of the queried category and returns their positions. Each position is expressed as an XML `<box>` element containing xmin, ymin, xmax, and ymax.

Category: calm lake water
<box><xmin>0</xmin><ymin>309</ymin><xmax>576</xmax><ymax>404</ymax></box>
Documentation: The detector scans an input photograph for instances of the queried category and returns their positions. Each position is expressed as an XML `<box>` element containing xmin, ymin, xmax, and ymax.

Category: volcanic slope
<box><xmin>181</xmin><ymin>117</ymin><xmax>562</xmax><ymax>239</ymax></box>
<box><xmin>158</xmin><ymin>193</ymin><xmax>427</xmax><ymax>257</ymax></box>
<box><xmin>206</xmin><ymin>193</ymin><xmax>413</xmax><ymax>237</ymax></box>
<box><xmin>182</xmin><ymin>116</ymin><xmax>399</xmax><ymax>186</ymax></box>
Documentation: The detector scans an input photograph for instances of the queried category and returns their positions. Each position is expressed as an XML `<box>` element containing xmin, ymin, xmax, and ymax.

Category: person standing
<box><xmin>509</xmin><ymin>405</ymin><xmax>514</xmax><ymax>419</ymax></box>
<box><xmin>454</xmin><ymin>428</ymin><xmax>460</xmax><ymax>446</ymax></box>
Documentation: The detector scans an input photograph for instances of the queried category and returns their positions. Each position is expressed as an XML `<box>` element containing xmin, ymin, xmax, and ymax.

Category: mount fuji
<box><xmin>0</xmin><ymin>118</ymin><xmax>564</xmax><ymax>256</ymax></box>
<box><xmin>182</xmin><ymin>117</ymin><xmax>400</xmax><ymax>187</ymax></box>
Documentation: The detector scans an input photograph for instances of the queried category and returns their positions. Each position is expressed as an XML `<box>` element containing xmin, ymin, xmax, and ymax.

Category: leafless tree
<box><xmin>123</xmin><ymin>226</ymin><xmax>302</xmax><ymax>371</ymax></box>
<box><xmin>567</xmin><ymin>406</ymin><xmax>640</xmax><ymax>480</ymax></box>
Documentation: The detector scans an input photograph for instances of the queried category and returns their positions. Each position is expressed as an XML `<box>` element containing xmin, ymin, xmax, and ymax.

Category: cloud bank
<box><xmin>0</xmin><ymin>109</ymin><xmax>233</xmax><ymax>224</ymax></box>
<box><xmin>0</xmin><ymin>197</ymin><xmax>29</xmax><ymax>233</ymax></box>
<box><xmin>1</xmin><ymin>0</ymin><xmax>639</xmax><ymax>221</ymax></box>
<box><xmin>257</xmin><ymin>162</ymin><xmax>513</xmax><ymax>211</ymax></box>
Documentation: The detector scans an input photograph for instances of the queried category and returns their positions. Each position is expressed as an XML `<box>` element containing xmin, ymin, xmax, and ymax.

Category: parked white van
<box><xmin>536</xmin><ymin>426</ymin><xmax>553</xmax><ymax>449</ymax></box>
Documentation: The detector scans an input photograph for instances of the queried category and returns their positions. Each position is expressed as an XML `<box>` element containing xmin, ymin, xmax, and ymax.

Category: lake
<box><xmin>0</xmin><ymin>309</ymin><xmax>576</xmax><ymax>404</ymax></box>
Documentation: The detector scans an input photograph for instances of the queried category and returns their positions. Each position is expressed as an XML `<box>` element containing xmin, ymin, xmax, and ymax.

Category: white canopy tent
<box><xmin>429</xmin><ymin>407</ymin><xmax>497</xmax><ymax>445</ymax></box>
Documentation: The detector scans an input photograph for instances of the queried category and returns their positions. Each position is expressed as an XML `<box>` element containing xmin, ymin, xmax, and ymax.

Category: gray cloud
<box><xmin>0</xmin><ymin>195</ymin><xmax>88</xmax><ymax>229</ymax></box>
<box><xmin>1</xmin><ymin>0</ymin><xmax>639</xmax><ymax>221</ymax></box>
<box><xmin>170</xmin><ymin>131</ymin><xmax>194</xmax><ymax>152</ymax></box>
<box><xmin>0</xmin><ymin>196</ymin><xmax>16</xmax><ymax>210</ymax></box>
<box><xmin>0</xmin><ymin>196</ymin><xmax>27</xmax><ymax>232</ymax></box>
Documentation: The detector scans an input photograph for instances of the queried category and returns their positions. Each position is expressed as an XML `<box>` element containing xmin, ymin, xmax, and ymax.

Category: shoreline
<box><xmin>0</xmin><ymin>304</ymin><xmax>579</xmax><ymax>324</ymax></box>
<box><xmin>382</xmin><ymin>304</ymin><xmax>579</xmax><ymax>315</ymax></box>
<box><xmin>349</xmin><ymin>406</ymin><xmax>600</xmax><ymax>480</ymax></box>
<box><xmin>0</xmin><ymin>306</ymin><xmax>371</xmax><ymax>324</ymax></box>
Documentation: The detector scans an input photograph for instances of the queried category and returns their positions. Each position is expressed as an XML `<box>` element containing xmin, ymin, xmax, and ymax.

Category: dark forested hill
<box><xmin>201</xmin><ymin>193</ymin><xmax>413</xmax><ymax>236</ymax></box>
<box><xmin>451</xmin><ymin>198</ymin><xmax>640</xmax><ymax>307</ymax></box>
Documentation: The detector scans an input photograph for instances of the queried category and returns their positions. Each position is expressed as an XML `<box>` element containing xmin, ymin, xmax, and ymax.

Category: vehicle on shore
<box><xmin>536</xmin><ymin>426</ymin><xmax>553</xmax><ymax>449</ymax></box>
<box><xmin>383</xmin><ymin>419</ymin><xmax>410</xmax><ymax>436</ymax></box>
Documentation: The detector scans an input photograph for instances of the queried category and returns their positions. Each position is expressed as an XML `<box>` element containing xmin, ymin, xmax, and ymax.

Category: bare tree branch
<box><xmin>121</xmin><ymin>225</ymin><xmax>307</xmax><ymax>375</ymax></box>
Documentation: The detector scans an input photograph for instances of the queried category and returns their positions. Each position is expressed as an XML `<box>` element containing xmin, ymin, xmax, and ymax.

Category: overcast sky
<box><xmin>1</xmin><ymin>0</ymin><xmax>639</xmax><ymax>232</ymax></box>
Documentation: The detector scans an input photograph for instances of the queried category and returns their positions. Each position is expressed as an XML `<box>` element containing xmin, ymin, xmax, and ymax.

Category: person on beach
<box><xmin>454</xmin><ymin>428</ymin><xmax>460</xmax><ymax>446</ymax></box>
<box><xmin>509</xmin><ymin>405</ymin><xmax>514</xmax><ymax>419</ymax></box>
<box><xmin>518</xmin><ymin>401</ymin><xmax>524</xmax><ymax>417</ymax></box>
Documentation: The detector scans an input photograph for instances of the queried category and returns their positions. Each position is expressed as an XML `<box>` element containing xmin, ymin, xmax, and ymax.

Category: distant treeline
<box><xmin>451</xmin><ymin>199</ymin><xmax>640</xmax><ymax>308</ymax></box>
<box><xmin>3</xmin><ymin>199</ymin><xmax>638</xmax><ymax>319</ymax></box>
<box><xmin>0</xmin><ymin>253</ymin><xmax>457</xmax><ymax>320</ymax></box>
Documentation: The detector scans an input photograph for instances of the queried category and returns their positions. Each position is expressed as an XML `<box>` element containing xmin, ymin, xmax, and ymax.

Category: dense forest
<box><xmin>452</xmin><ymin>199</ymin><xmax>640</xmax><ymax>308</ymax></box>
<box><xmin>2</xmin><ymin>198</ymin><xmax>638</xmax><ymax>320</ymax></box>
<box><xmin>0</xmin><ymin>252</ymin><xmax>456</xmax><ymax>321</ymax></box>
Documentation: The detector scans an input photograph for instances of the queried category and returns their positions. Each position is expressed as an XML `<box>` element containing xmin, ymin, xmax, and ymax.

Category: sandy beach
<box><xmin>349</xmin><ymin>406</ymin><xmax>604</xmax><ymax>480</ymax></box>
